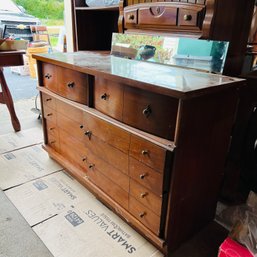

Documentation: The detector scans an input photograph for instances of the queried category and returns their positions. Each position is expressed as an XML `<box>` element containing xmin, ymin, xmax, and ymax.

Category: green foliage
<box><xmin>13</xmin><ymin>0</ymin><xmax>64</xmax><ymax>20</ymax></box>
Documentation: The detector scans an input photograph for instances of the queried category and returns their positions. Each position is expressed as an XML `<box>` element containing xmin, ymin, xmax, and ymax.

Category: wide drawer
<box><xmin>123</xmin><ymin>86</ymin><xmax>178</xmax><ymax>140</ymax></box>
<box><xmin>129</xmin><ymin>157</ymin><xmax>163</xmax><ymax>196</ymax></box>
<box><xmin>129</xmin><ymin>135</ymin><xmax>166</xmax><ymax>172</ymax></box>
<box><xmin>129</xmin><ymin>196</ymin><xmax>160</xmax><ymax>235</ymax></box>
<box><xmin>94</xmin><ymin>77</ymin><xmax>124</xmax><ymax>121</ymax></box>
<box><xmin>130</xmin><ymin>179</ymin><xmax>162</xmax><ymax>216</ymax></box>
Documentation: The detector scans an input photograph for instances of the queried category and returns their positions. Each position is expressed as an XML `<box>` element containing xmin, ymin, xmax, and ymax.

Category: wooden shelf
<box><xmin>75</xmin><ymin>5</ymin><xmax>119</xmax><ymax>11</ymax></box>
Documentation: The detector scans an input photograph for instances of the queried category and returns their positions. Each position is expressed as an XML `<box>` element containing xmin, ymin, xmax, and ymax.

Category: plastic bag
<box><xmin>85</xmin><ymin>0</ymin><xmax>119</xmax><ymax>7</ymax></box>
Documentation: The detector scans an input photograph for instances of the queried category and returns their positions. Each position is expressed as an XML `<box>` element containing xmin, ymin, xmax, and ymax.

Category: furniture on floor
<box><xmin>0</xmin><ymin>50</ymin><xmax>24</xmax><ymax>132</ymax></box>
<box><xmin>34</xmin><ymin>50</ymin><xmax>244</xmax><ymax>254</ymax></box>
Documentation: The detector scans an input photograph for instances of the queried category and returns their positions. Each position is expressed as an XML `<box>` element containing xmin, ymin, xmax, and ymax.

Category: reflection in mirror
<box><xmin>111</xmin><ymin>33</ymin><xmax>229</xmax><ymax>74</ymax></box>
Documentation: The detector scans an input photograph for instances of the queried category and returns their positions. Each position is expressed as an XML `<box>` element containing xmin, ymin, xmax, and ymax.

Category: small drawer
<box><xmin>124</xmin><ymin>9</ymin><xmax>137</xmax><ymax>25</ymax></box>
<box><xmin>57</xmin><ymin>66</ymin><xmax>88</xmax><ymax>104</ymax></box>
<box><xmin>138</xmin><ymin>6</ymin><xmax>177</xmax><ymax>26</ymax></box>
<box><xmin>47</xmin><ymin>133</ymin><xmax>60</xmax><ymax>152</ymax></box>
<box><xmin>43</xmin><ymin>105</ymin><xmax>56</xmax><ymax>124</ymax></box>
<box><xmin>123</xmin><ymin>86</ymin><xmax>178</xmax><ymax>140</ymax></box>
<box><xmin>94</xmin><ymin>77</ymin><xmax>124</xmax><ymax>121</ymax></box>
<box><xmin>129</xmin><ymin>135</ymin><xmax>166</xmax><ymax>172</ymax></box>
<box><xmin>129</xmin><ymin>197</ymin><xmax>160</xmax><ymax>235</ymax></box>
<box><xmin>42</xmin><ymin>63</ymin><xmax>57</xmax><ymax>92</ymax></box>
<box><xmin>130</xmin><ymin>179</ymin><xmax>162</xmax><ymax>216</ymax></box>
<box><xmin>85</xmin><ymin>162</ymin><xmax>129</xmax><ymax>210</ymax></box>
<box><xmin>45</xmin><ymin>120</ymin><xmax>58</xmax><ymax>137</ymax></box>
<box><xmin>129</xmin><ymin>157</ymin><xmax>163</xmax><ymax>196</ymax></box>
<box><xmin>56</xmin><ymin>98</ymin><xmax>84</xmax><ymax>124</ymax></box>
<box><xmin>41</xmin><ymin>93</ymin><xmax>56</xmax><ymax>110</ymax></box>
<box><xmin>178</xmin><ymin>8</ymin><xmax>203</xmax><ymax>28</ymax></box>
<box><xmin>83</xmin><ymin>112</ymin><xmax>130</xmax><ymax>154</ymax></box>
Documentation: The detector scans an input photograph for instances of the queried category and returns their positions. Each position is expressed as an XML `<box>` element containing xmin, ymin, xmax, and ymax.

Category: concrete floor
<box><xmin>0</xmin><ymin>71</ymin><xmax>229</xmax><ymax>257</ymax></box>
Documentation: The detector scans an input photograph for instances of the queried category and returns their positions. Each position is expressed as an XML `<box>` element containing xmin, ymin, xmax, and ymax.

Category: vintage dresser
<box><xmin>34</xmin><ymin>51</ymin><xmax>244</xmax><ymax>254</ymax></box>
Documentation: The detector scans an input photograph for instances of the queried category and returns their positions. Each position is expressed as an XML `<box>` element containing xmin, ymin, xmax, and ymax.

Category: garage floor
<box><xmin>0</xmin><ymin>70</ymin><xmax>228</xmax><ymax>257</ymax></box>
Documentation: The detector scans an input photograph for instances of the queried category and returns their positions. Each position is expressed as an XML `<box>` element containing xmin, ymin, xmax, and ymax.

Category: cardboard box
<box><xmin>218</xmin><ymin>238</ymin><xmax>253</xmax><ymax>257</ymax></box>
<box><xmin>6</xmin><ymin>171</ymin><xmax>163</xmax><ymax>257</ymax></box>
<box><xmin>0</xmin><ymin>127</ymin><xmax>43</xmax><ymax>154</ymax></box>
<box><xmin>0</xmin><ymin>144</ymin><xmax>62</xmax><ymax>190</ymax></box>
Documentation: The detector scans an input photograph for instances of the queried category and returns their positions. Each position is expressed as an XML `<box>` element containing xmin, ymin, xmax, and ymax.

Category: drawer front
<box><xmin>85</xmin><ymin>163</ymin><xmax>129</xmax><ymax>210</ymax></box>
<box><xmin>47</xmin><ymin>133</ymin><xmax>60</xmax><ymax>152</ymax></box>
<box><xmin>123</xmin><ymin>86</ymin><xmax>178</xmax><ymax>140</ymax></box>
<box><xmin>130</xmin><ymin>179</ymin><xmax>162</xmax><ymax>216</ymax></box>
<box><xmin>178</xmin><ymin>8</ymin><xmax>200</xmax><ymax>28</ymax></box>
<box><xmin>41</xmin><ymin>93</ymin><xmax>56</xmax><ymax>110</ymax></box>
<box><xmin>45</xmin><ymin>120</ymin><xmax>58</xmax><ymax>137</ymax></box>
<box><xmin>129</xmin><ymin>157</ymin><xmax>163</xmax><ymax>196</ymax></box>
<box><xmin>83</xmin><ymin>133</ymin><xmax>129</xmax><ymax>174</ymax></box>
<box><xmin>42</xmin><ymin>63</ymin><xmax>57</xmax><ymax>92</ymax></box>
<box><xmin>94</xmin><ymin>77</ymin><xmax>124</xmax><ymax>121</ymax></box>
<box><xmin>129</xmin><ymin>197</ymin><xmax>160</xmax><ymax>235</ymax></box>
<box><xmin>57</xmin><ymin>66</ymin><xmax>88</xmax><ymax>104</ymax></box>
<box><xmin>129</xmin><ymin>135</ymin><xmax>166</xmax><ymax>172</ymax></box>
<box><xmin>43</xmin><ymin>105</ymin><xmax>56</xmax><ymax>124</ymax></box>
<box><xmin>83</xmin><ymin>112</ymin><xmax>130</xmax><ymax>154</ymax></box>
<box><xmin>56</xmin><ymin>98</ymin><xmax>84</xmax><ymax>124</ymax></box>
<box><xmin>138</xmin><ymin>6</ymin><xmax>177</xmax><ymax>26</ymax></box>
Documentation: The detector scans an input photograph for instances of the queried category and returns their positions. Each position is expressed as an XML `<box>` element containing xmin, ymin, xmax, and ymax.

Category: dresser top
<box><xmin>34</xmin><ymin>51</ymin><xmax>244</xmax><ymax>99</ymax></box>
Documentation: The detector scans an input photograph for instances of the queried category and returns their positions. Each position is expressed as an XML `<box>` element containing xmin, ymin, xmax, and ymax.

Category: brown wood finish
<box><xmin>45</xmin><ymin>120</ymin><xmax>58</xmax><ymax>138</ymax></box>
<box><xmin>42</xmin><ymin>63</ymin><xmax>57</xmax><ymax>92</ymax></box>
<box><xmin>43</xmin><ymin>105</ymin><xmax>57</xmax><ymax>124</ymax></box>
<box><xmin>42</xmin><ymin>93</ymin><xmax>57</xmax><ymax>110</ymax></box>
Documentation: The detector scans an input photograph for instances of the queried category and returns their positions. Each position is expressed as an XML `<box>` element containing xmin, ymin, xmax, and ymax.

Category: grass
<box><xmin>41</xmin><ymin>19</ymin><xmax>64</xmax><ymax>27</ymax></box>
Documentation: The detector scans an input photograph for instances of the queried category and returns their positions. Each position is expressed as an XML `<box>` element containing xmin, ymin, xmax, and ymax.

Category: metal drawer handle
<box><xmin>67</xmin><ymin>82</ymin><xmax>75</xmax><ymax>88</ymax></box>
<box><xmin>89</xmin><ymin>163</ymin><xmax>95</xmax><ymax>169</ymax></box>
<box><xmin>142</xmin><ymin>105</ymin><xmax>152</xmax><ymax>118</ymax></box>
<box><xmin>47</xmin><ymin>113</ymin><xmax>53</xmax><ymax>117</ymax></box>
<box><xmin>139</xmin><ymin>212</ymin><xmax>146</xmax><ymax>218</ymax></box>
<box><xmin>140</xmin><ymin>192</ymin><xmax>147</xmax><ymax>198</ymax></box>
<box><xmin>141</xmin><ymin>150</ymin><xmax>149</xmax><ymax>155</ymax></box>
<box><xmin>85</xmin><ymin>130</ymin><xmax>92</xmax><ymax>140</ymax></box>
<box><xmin>46</xmin><ymin>98</ymin><xmax>52</xmax><ymax>101</ymax></box>
<box><xmin>184</xmin><ymin>14</ymin><xmax>192</xmax><ymax>21</ymax></box>
<box><xmin>44</xmin><ymin>73</ymin><xmax>52</xmax><ymax>79</ymax></box>
<box><xmin>140</xmin><ymin>173</ymin><xmax>147</xmax><ymax>180</ymax></box>
<box><xmin>101</xmin><ymin>93</ymin><xmax>109</xmax><ymax>100</ymax></box>
<box><xmin>128</xmin><ymin>14</ymin><xmax>134</xmax><ymax>20</ymax></box>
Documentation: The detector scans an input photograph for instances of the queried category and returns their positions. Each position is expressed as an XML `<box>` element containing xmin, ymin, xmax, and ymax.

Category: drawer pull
<box><xmin>142</xmin><ymin>105</ymin><xmax>152</xmax><ymax>118</ymax></box>
<box><xmin>128</xmin><ymin>14</ymin><xmax>134</xmax><ymax>20</ymax></box>
<box><xmin>184</xmin><ymin>14</ymin><xmax>192</xmax><ymax>21</ymax></box>
<box><xmin>140</xmin><ymin>173</ymin><xmax>147</xmax><ymax>180</ymax></box>
<box><xmin>44</xmin><ymin>73</ymin><xmax>52</xmax><ymax>79</ymax></box>
<box><xmin>82</xmin><ymin>157</ymin><xmax>87</xmax><ymax>162</ymax></box>
<box><xmin>139</xmin><ymin>212</ymin><xmax>146</xmax><ymax>218</ymax></box>
<box><xmin>67</xmin><ymin>82</ymin><xmax>75</xmax><ymax>88</ymax></box>
<box><xmin>80</xmin><ymin>125</ymin><xmax>84</xmax><ymax>129</ymax></box>
<box><xmin>140</xmin><ymin>192</ymin><xmax>148</xmax><ymax>198</ymax></box>
<box><xmin>89</xmin><ymin>163</ymin><xmax>95</xmax><ymax>169</ymax></box>
<box><xmin>141</xmin><ymin>150</ymin><xmax>149</xmax><ymax>155</ymax></box>
<box><xmin>47</xmin><ymin>113</ymin><xmax>53</xmax><ymax>117</ymax></box>
<box><xmin>49</xmin><ymin>127</ymin><xmax>55</xmax><ymax>131</ymax></box>
<box><xmin>101</xmin><ymin>93</ymin><xmax>109</xmax><ymax>100</ymax></box>
<box><xmin>50</xmin><ymin>140</ymin><xmax>56</xmax><ymax>144</ymax></box>
<box><xmin>46</xmin><ymin>98</ymin><xmax>52</xmax><ymax>102</ymax></box>
<box><xmin>85</xmin><ymin>130</ymin><xmax>92</xmax><ymax>140</ymax></box>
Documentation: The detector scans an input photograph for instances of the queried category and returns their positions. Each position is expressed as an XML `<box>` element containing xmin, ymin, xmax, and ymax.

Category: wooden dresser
<box><xmin>35</xmin><ymin>51</ymin><xmax>244</xmax><ymax>254</ymax></box>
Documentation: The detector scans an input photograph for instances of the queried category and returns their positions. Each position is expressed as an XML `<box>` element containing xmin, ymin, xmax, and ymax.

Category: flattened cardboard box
<box><xmin>6</xmin><ymin>171</ymin><xmax>163</xmax><ymax>257</ymax></box>
<box><xmin>0</xmin><ymin>144</ymin><xmax>62</xmax><ymax>190</ymax></box>
<box><xmin>0</xmin><ymin>127</ymin><xmax>43</xmax><ymax>154</ymax></box>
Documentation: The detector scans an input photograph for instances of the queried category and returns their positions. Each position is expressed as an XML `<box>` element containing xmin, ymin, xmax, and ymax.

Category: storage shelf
<box><xmin>75</xmin><ymin>5</ymin><xmax>119</xmax><ymax>11</ymax></box>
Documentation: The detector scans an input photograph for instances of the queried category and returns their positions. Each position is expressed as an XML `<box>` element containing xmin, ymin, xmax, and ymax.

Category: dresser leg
<box><xmin>0</xmin><ymin>68</ymin><xmax>21</xmax><ymax>132</ymax></box>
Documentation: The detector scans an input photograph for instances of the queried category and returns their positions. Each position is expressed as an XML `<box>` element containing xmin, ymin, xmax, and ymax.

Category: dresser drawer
<box><xmin>129</xmin><ymin>157</ymin><xmax>163</xmax><ymax>196</ymax></box>
<box><xmin>129</xmin><ymin>197</ymin><xmax>160</xmax><ymax>235</ymax></box>
<box><xmin>43</xmin><ymin>105</ymin><xmax>56</xmax><ymax>124</ymax></box>
<box><xmin>56</xmin><ymin>66</ymin><xmax>88</xmax><ymax>105</ymax></box>
<box><xmin>42</xmin><ymin>63</ymin><xmax>57</xmax><ymax>92</ymax></box>
<box><xmin>83</xmin><ymin>112</ymin><xmax>130</xmax><ymax>154</ymax></box>
<box><xmin>41</xmin><ymin>93</ymin><xmax>56</xmax><ymax>110</ymax></box>
<box><xmin>138</xmin><ymin>6</ymin><xmax>177</xmax><ymax>26</ymax></box>
<box><xmin>129</xmin><ymin>135</ymin><xmax>166</xmax><ymax>172</ymax></box>
<box><xmin>130</xmin><ymin>179</ymin><xmax>162</xmax><ymax>216</ymax></box>
<box><xmin>94</xmin><ymin>77</ymin><xmax>124</xmax><ymax>121</ymax></box>
<box><xmin>85</xmin><ymin>162</ymin><xmax>129</xmax><ymax>210</ymax></box>
<box><xmin>47</xmin><ymin>133</ymin><xmax>60</xmax><ymax>152</ymax></box>
<box><xmin>123</xmin><ymin>86</ymin><xmax>178</xmax><ymax>140</ymax></box>
<box><xmin>178</xmin><ymin>8</ymin><xmax>201</xmax><ymax>28</ymax></box>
